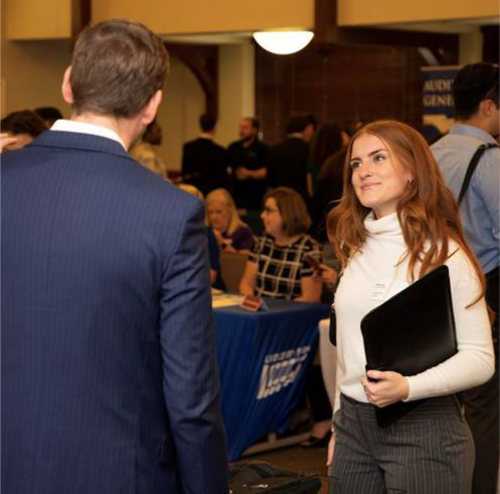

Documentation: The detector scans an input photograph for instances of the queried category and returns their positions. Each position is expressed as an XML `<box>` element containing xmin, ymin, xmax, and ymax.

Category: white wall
<box><xmin>155</xmin><ymin>56</ymin><xmax>205</xmax><ymax>171</ymax></box>
<box><xmin>217</xmin><ymin>41</ymin><xmax>255</xmax><ymax>147</ymax></box>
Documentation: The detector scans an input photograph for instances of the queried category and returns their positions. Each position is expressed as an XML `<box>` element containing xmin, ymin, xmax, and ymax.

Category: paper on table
<box><xmin>212</xmin><ymin>293</ymin><xmax>245</xmax><ymax>308</ymax></box>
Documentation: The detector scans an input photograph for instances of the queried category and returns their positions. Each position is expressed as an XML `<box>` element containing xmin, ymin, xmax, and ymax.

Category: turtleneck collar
<box><xmin>364</xmin><ymin>211</ymin><xmax>402</xmax><ymax>236</ymax></box>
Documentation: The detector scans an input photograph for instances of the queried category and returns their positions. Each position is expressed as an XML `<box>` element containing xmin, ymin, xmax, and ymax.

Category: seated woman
<box><xmin>177</xmin><ymin>184</ymin><xmax>225</xmax><ymax>290</ymax></box>
<box><xmin>239</xmin><ymin>187</ymin><xmax>322</xmax><ymax>302</ymax></box>
<box><xmin>129</xmin><ymin>119</ymin><xmax>169</xmax><ymax>181</ymax></box>
<box><xmin>206</xmin><ymin>188</ymin><xmax>254</xmax><ymax>253</ymax></box>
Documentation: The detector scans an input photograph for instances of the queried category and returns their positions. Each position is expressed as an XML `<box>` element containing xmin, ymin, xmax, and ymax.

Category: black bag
<box><xmin>229</xmin><ymin>462</ymin><xmax>322</xmax><ymax>494</ymax></box>
<box><xmin>361</xmin><ymin>265</ymin><xmax>457</xmax><ymax>427</ymax></box>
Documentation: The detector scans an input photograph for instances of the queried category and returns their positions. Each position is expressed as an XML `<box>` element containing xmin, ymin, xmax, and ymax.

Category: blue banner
<box><xmin>421</xmin><ymin>66</ymin><xmax>460</xmax><ymax>138</ymax></box>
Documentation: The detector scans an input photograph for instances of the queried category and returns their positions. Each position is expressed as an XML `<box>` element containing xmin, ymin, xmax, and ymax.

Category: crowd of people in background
<box><xmin>2</xmin><ymin>59</ymin><xmax>499</xmax><ymax>491</ymax></box>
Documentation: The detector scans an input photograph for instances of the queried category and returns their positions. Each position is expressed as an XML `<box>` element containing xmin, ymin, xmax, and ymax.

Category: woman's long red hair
<box><xmin>327</xmin><ymin>120</ymin><xmax>486</xmax><ymax>306</ymax></box>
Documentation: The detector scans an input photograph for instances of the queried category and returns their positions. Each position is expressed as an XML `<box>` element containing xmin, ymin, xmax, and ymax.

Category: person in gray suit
<box><xmin>2</xmin><ymin>19</ymin><xmax>228</xmax><ymax>494</ymax></box>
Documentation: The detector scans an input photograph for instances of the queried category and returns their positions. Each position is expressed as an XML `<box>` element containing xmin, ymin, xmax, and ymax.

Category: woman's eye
<box><xmin>374</xmin><ymin>154</ymin><xmax>386</xmax><ymax>162</ymax></box>
<box><xmin>350</xmin><ymin>161</ymin><xmax>361</xmax><ymax>170</ymax></box>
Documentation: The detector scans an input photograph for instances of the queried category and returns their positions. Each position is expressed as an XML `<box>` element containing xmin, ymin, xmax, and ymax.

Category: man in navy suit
<box><xmin>2</xmin><ymin>19</ymin><xmax>228</xmax><ymax>494</ymax></box>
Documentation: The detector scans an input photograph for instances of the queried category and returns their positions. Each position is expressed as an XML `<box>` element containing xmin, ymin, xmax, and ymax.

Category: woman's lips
<box><xmin>361</xmin><ymin>182</ymin><xmax>379</xmax><ymax>191</ymax></box>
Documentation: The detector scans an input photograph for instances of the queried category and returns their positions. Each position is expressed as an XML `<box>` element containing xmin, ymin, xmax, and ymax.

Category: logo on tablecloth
<box><xmin>256</xmin><ymin>346</ymin><xmax>311</xmax><ymax>400</ymax></box>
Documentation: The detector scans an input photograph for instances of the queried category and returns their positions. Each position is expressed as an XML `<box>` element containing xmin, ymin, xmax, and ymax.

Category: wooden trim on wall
<box><xmin>314</xmin><ymin>0</ymin><xmax>459</xmax><ymax>64</ymax></box>
<box><xmin>71</xmin><ymin>0</ymin><xmax>91</xmax><ymax>38</ymax></box>
<box><xmin>165</xmin><ymin>43</ymin><xmax>219</xmax><ymax>116</ymax></box>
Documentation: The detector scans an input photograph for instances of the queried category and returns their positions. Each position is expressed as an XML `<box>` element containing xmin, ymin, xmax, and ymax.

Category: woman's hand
<box><xmin>361</xmin><ymin>370</ymin><xmax>409</xmax><ymax>408</ymax></box>
<box><xmin>312</xmin><ymin>264</ymin><xmax>338</xmax><ymax>285</ymax></box>
<box><xmin>326</xmin><ymin>431</ymin><xmax>336</xmax><ymax>467</ymax></box>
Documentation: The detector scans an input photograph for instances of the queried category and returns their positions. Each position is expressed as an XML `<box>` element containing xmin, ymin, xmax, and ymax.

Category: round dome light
<box><xmin>252</xmin><ymin>30</ymin><xmax>314</xmax><ymax>55</ymax></box>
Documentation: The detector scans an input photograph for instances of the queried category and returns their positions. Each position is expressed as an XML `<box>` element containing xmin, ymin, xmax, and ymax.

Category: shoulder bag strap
<box><xmin>458</xmin><ymin>143</ymin><xmax>499</xmax><ymax>206</ymax></box>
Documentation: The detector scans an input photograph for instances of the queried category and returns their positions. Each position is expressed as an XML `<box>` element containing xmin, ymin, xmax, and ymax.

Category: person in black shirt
<box><xmin>267</xmin><ymin>114</ymin><xmax>312</xmax><ymax>203</ymax></box>
<box><xmin>227</xmin><ymin>117</ymin><xmax>269</xmax><ymax>211</ymax></box>
<box><xmin>181</xmin><ymin>114</ymin><xmax>230</xmax><ymax>196</ymax></box>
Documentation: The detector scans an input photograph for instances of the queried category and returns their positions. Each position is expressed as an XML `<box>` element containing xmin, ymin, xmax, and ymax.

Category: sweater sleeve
<box><xmin>404</xmin><ymin>248</ymin><xmax>495</xmax><ymax>402</ymax></box>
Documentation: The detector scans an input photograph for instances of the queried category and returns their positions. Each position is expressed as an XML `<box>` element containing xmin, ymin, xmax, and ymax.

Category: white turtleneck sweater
<box><xmin>333</xmin><ymin>212</ymin><xmax>495</xmax><ymax>413</ymax></box>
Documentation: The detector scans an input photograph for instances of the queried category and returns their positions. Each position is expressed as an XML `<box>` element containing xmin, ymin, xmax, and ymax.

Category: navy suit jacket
<box><xmin>1</xmin><ymin>131</ymin><xmax>228</xmax><ymax>494</ymax></box>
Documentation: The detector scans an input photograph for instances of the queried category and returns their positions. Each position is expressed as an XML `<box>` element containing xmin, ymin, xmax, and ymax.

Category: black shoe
<box><xmin>300</xmin><ymin>431</ymin><xmax>331</xmax><ymax>448</ymax></box>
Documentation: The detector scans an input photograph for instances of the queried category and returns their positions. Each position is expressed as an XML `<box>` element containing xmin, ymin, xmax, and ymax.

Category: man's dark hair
<box><xmin>453</xmin><ymin>63</ymin><xmax>499</xmax><ymax>120</ymax></box>
<box><xmin>305</xmin><ymin>113</ymin><xmax>317</xmax><ymax>130</ymax></box>
<box><xmin>243</xmin><ymin>116</ymin><xmax>260</xmax><ymax>130</ymax></box>
<box><xmin>34</xmin><ymin>107</ymin><xmax>64</xmax><ymax>125</ymax></box>
<box><xmin>70</xmin><ymin>19</ymin><xmax>169</xmax><ymax>118</ymax></box>
<box><xmin>1</xmin><ymin>110</ymin><xmax>47</xmax><ymax>137</ymax></box>
<box><xmin>286</xmin><ymin>114</ymin><xmax>310</xmax><ymax>135</ymax></box>
<box><xmin>311</xmin><ymin>123</ymin><xmax>343</xmax><ymax>171</ymax></box>
<box><xmin>200</xmin><ymin>114</ymin><xmax>217</xmax><ymax>132</ymax></box>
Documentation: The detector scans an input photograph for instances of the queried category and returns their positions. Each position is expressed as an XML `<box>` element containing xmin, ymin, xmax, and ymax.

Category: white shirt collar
<box><xmin>199</xmin><ymin>132</ymin><xmax>214</xmax><ymax>140</ymax></box>
<box><xmin>51</xmin><ymin>119</ymin><xmax>127</xmax><ymax>150</ymax></box>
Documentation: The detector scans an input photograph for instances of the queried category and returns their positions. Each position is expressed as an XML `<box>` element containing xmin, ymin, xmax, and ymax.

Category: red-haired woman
<box><xmin>326</xmin><ymin>120</ymin><xmax>494</xmax><ymax>494</ymax></box>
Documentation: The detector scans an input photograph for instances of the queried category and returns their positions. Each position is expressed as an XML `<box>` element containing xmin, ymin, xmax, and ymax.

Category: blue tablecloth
<box><xmin>214</xmin><ymin>299</ymin><xmax>329</xmax><ymax>460</ymax></box>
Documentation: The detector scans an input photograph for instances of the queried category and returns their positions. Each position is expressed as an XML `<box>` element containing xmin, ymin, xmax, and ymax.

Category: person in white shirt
<box><xmin>325</xmin><ymin>120</ymin><xmax>494</xmax><ymax>494</ymax></box>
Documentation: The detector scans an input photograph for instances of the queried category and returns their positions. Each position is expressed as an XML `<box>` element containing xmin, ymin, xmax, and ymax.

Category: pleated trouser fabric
<box><xmin>329</xmin><ymin>394</ymin><xmax>475</xmax><ymax>494</ymax></box>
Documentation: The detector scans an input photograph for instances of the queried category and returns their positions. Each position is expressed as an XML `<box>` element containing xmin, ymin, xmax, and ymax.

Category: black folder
<box><xmin>360</xmin><ymin>265</ymin><xmax>457</xmax><ymax>427</ymax></box>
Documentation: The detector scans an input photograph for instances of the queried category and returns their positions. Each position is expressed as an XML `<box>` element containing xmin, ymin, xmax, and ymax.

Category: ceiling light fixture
<box><xmin>252</xmin><ymin>30</ymin><xmax>314</xmax><ymax>55</ymax></box>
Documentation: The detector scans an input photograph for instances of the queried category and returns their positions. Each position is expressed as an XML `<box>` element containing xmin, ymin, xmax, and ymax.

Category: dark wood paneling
<box><xmin>314</xmin><ymin>0</ymin><xmax>458</xmax><ymax>64</ymax></box>
<box><xmin>255</xmin><ymin>42</ymin><xmax>425</xmax><ymax>144</ymax></box>
<box><xmin>482</xmin><ymin>25</ymin><xmax>499</xmax><ymax>65</ymax></box>
<box><xmin>71</xmin><ymin>0</ymin><xmax>91</xmax><ymax>38</ymax></box>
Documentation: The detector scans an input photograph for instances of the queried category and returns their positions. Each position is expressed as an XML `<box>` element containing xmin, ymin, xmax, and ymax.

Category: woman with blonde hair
<box><xmin>178</xmin><ymin>183</ymin><xmax>225</xmax><ymax>290</ymax></box>
<box><xmin>206</xmin><ymin>188</ymin><xmax>254</xmax><ymax>253</ymax></box>
<box><xmin>326</xmin><ymin>120</ymin><xmax>494</xmax><ymax>494</ymax></box>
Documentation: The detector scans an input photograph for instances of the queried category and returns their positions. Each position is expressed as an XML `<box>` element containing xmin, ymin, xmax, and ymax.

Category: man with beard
<box><xmin>228</xmin><ymin>117</ymin><xmax>269</xmax><ymax>211</ymax></box>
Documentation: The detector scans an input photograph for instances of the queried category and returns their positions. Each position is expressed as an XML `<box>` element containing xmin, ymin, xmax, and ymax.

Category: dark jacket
<box><xmin>1</xmin><ymin>130</ymin><xmax>228</xmax><ymax>494</ymax></box>
<box><xmin>182</xmin><ymin>137</ymin><xmax>230</xmax><ymax>196</ymax></box>
<box><xmin>267</xmin><ymin>137</ymin><xmax>309</xmax><ymax>201</ymax></box>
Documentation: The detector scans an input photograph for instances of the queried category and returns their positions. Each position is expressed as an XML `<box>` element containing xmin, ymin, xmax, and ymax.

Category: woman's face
<box><xmin>350</xmin><ymin>133</ymin><xmax>413</xmax><ymax>219</ymax></box>
<box><xmin>207</xmin><ymin>201</ymin><xmax>231</xmax><ymax>232</ymax></box>
<box><xmin>261</xmin><ymin>197</ymin><xmax>284</xmax><ymax>237</ymax></box>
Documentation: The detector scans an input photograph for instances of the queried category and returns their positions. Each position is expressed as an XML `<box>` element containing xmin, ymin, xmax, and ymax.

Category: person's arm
<box><xmin>239</xmin><ymin>261</ymin><xmax>257</xmax><ymax>296</ymax></box>
<box><xmin>234</xmin><ymin>227</ymin><xmax>255</xmax><ymax>253</ymax></box>
<box><xmin>476</xmin><ymin>149</ymin><xmax>500</xmax><ymax>243</ymax></box>
<box><xmin>326</xmin><ymin>361</ymin><xmax>342</xmax><ymax>467</ymax></box>
<box><xmin>296</xmin><ymin>240</ymin><xmax>323</xmax><ymax>302</ymax></box>
<box><xmin>159</xmin><ymin>200</ymin><xmax>228</xmax><ymax>494</ymax></box>
<box><xmin>365</xmin><ymin>249</ymin><xmax>495</xmax><ymax>408</ymax></box>
<box><xmin>235</xmin><ymin>167</ymin><xmax>251</xmax><ymax>180</ymax></box>
<box><xmin>248</xmin><ymin>167</ymin><xmax>267</xmax><ymax>180</ymax></box>
<box><xmin>180</xmin><ymin>143</ymin><xmax>189</xmax><ymax>176</ymax></box>
<box><xmin>307</xmin><ymin>172</ymin><xmax>314</xmax><ymax>198</ymax></box>
<box><xmin>405</xmin><ymin>250</ymin><xmax>494</xmax><ymax>400</ymax></box>
<box><xmin>296</xmin><ymin>276</ymin><xmax>322</xmax><ymax>302</ymax></box>
<box><xmin>210</xmin><ymin>268</ymin><xmax>217</xmax><ymax>284</ymax></box>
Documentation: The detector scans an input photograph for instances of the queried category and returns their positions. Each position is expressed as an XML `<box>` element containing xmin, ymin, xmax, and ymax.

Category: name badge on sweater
<box><xmin>371</xmin><ymin>281</ymin><xmax>389</xmax><ymax>301</ymax></box>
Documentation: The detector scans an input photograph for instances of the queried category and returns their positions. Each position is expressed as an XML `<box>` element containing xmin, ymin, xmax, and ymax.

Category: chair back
<box><xmin>220</xmin><ymin>251</ymin><xmax>249</xmax><ymax>293</ymax></box>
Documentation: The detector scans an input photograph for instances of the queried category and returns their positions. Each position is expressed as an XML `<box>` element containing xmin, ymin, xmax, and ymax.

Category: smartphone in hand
<box><xmin>304</xmin><ymin>254</ymin><xmax>322</xmax><ymax>272</ymax></box>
